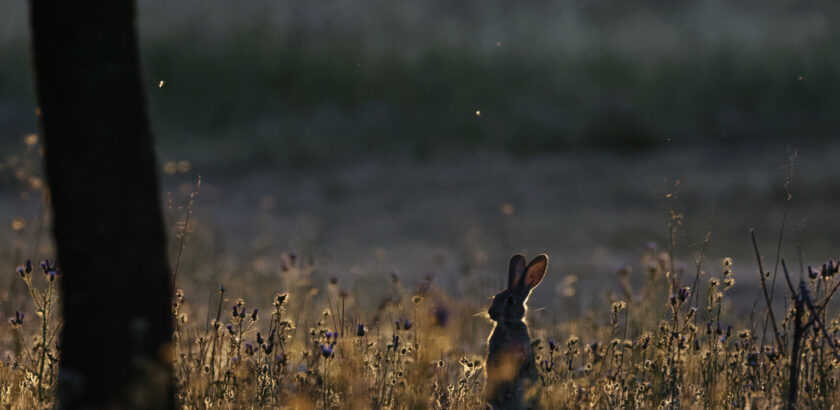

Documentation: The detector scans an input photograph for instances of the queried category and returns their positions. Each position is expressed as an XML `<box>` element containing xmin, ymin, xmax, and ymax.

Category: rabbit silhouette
<box><xmin>485</xmin><ymin>254</ymin><xmax>548</xmax><ymax>409</ymax></box>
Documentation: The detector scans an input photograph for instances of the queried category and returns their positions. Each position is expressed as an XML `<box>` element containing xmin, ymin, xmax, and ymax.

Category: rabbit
<box><xmin>485</xmin><ymin>254</ymin><xmax>548</xmax><ymax>409</ymax></box>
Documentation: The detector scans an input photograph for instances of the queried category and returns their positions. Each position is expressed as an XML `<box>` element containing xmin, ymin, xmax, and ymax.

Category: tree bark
<box><xmin>28</xmin><ymin>1</ymin><xmax>173</xmax><ymax>408</ymax></box>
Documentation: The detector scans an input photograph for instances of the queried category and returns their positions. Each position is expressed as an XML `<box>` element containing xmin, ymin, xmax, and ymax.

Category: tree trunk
<box><xmin>28</xmin><ymin>1</ymin><xmax>173</xmax><ymax>408</ymax></box>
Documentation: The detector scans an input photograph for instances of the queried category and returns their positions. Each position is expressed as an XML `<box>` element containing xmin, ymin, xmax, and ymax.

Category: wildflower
<box><xmin>262</xmin><ymin>342</ymin><xmax>274</xmax><ymax>354</ymax></box>
<box><xmin>245</xmin><ymin>342</ymin><xmax>255</xmax><ymax>356</ymax></box>
<box><xmin>541</xmin><ymin>360</ymin><xmax>552</xmax><ymax>371</ymax></box>
<box><xmin>25</xmin><ymin>259</ymin><xmax>32</xmax><ymax>274</ymax></box>
<box><xmin>549</xmin><ymin>339</ymin><xmax>556</xmax><ymax>351</ymax></box>
<box><xmin>678</xmin><ymin>287</ymin><xmax>690</xmax><ymax>303</ymax></box>
<box><xmin>693</xmin><ymin>338</ymin><xmax>700</xmax><ymax>351</ymax></box>
<box><xmin>746</xmin><ymin>352</ymin><xmax>759</xmax><ymax>367</ymax></box>
<box><xmin>723</xmin><ymin>257</ymin><xmax>733</xmax><ymax>268</ymax></box>
<box><xmin>669</xmin><ymin>294</ymin><xmax>677</xmax><ymax>307</ymax></box>
<box><xmin>15</xmin><ymin>266</ymin><xmax>24</xmax><ymax>277</ymax></box>
<box><xmin>391</xmin><ymin>334</ymin><xmax>400</xmax><ymax>349</ymax></box>
<box><xmin>320</xmin><ymin>343</ymin><xmax>335</xmax><ymax>358</ymax></box>
<box><xmin>403</xmin><ymin>319</ymin><xmax>413</xmax><ymax>330</ymax></box>
<box><xmin>274</xmin><ymin>293</ymin><xmax>288</xmax><ymax>308</ymax></box>
<box><xmin>432</xmin><ymin>304</ymin><xmax>450</xmax><ymax>327</ymax></box>
<box><xmin>723</xmin><ymin>277</ymin><xmax>735</xmax><ymax>290</ymax></box>
<box><xmin>809</xmin><ymin>266</ymin><xmax>819</xmax><ymax>280</ymax></box>
<box><xmin>611</xmin><ymin>301</ymin><xmax>627</xmax><ymax>313</ymax></box>
<box><xmin>357</xmin><ymin>324</ymin><xmax>367</xmax><ymax>337</ymax></box>
<box><xmin>8</xmin><ymin>311</ymin><xmax>24</xmax><ymax>327</ymax></box>
<box><xmin>251</xmin><ymin>308</ymin><xmax>258</xmax><ymax>321</ymax></box>
<box><xmin>256</xmin><ymin>332</ymin><xmax>264</xmax><ymax>345</ymax></box>
<box><xmin>225</xmin><ymin>324</ymin><xmax>234</xmax><ymax>335</ymax></box>
<box><xmin>233</xmin><ymin>305</ymin><xmax>239</xmax><ymax>317</ymax></box>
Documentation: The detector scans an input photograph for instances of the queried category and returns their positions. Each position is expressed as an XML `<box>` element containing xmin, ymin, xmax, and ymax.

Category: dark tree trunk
<box><xmin>28</xmin><ymin>1</ymin><xmax>173</xmax><ymax>408</ymax></box>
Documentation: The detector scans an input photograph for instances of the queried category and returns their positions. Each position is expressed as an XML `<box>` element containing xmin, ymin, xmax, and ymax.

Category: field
<box><xmin>2</xmin><ymin>137</ymin><xmax>840</xmax><ymax>407</ymax></box>
<box><xmin>3</xmin><ymin>0</ymin><xmax>840</xmax><ymax>408</ymax></box>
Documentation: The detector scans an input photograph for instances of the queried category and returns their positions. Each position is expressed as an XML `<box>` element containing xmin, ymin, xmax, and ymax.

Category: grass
<box><xmin>6</xmin><ymin>233</ymin><xmax>840</xmax><ymax>408</ymax></box>
<box><xmin>3</xmin><ymin>148</ymin><xmax>840</xmax><ymax>408</ymax></box>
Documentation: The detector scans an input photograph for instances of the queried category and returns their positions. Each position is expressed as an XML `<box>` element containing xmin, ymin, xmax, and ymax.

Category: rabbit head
<box><xmin>488</xmin><ymin>254</ymin><xmax>548</xmax><ymax>322</ymax></box>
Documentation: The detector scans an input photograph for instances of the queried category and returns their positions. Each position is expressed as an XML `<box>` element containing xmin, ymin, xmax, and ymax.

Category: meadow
<box><xmin>2</xmin><ymin>137</ymin><xmax>840</xmax><ymax>408</ymax></box>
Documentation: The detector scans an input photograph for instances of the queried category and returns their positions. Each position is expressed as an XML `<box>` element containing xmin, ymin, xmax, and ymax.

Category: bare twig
<box><xmin>799</xmin><ymin>284</ymin><xmax>840</xmax><ymax>362</ymax></box>
<box><xmin>751</xmin><ymin>229</ymin><xmax>785</xmax><ymax>352</ymax></box>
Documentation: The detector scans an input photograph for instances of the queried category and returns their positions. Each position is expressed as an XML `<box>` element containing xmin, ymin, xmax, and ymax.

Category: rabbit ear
<box><xmin>522</xmin><ymin>254</ymin><xmax>548</xmax><ymax>290</ymax></box>
<box><xmin>508</xmin><ymin>254</ymin><xmax>526</xmax><ymax>289</ymax></box>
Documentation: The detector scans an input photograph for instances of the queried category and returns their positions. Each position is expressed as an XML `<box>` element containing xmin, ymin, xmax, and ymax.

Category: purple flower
<box><xmin>225</xmin><ymin>324</ymin><xmax>234</xmax><ymax>335</ymax></box>
<box><xmin>357</xmin><ymin>324</ymin><xmax>367</xmax><ymax>337</ymax></box>
<box><xmin>245</xmin><ymin>342</ymin><xmax>255</xmax><ymax>356</ymax></box>
<box><xmin>25</xmin><ymin>259</ymin><xmax>32</xmax><ymax>274</ymax></box>
<box><xmin>548</xmin><ymin>339</ymin><xmax>556</xmax><ymax>351</ymax></box>
<box><xmin>403</xmin><ymin>319</ymin><xmax>413</xmax><ymax>330</ymax></box>
<box><xmin>320</xmin><ymin>343</ymin><xmax>335</xmax><ymax>358</ymax></box>
<box><xmin>15</xmin><ymin>266</ymin><xmax>24</xmax><ymax>277</ymax></box>
<box><xmin>233</xmin><ymin>305</ymin><xmax>239</xmax><ymax>317</ymax></box>
<box><xmin>8</xmin><ymin>311</ymin><xmax>24</xmax><ymax>326</ymax></box>
<box><xmin>677</xmin><ymin>287</ymin><xmax>690</xmax><ymax>303</ymax></box>
<box><xmin>256</xmin><ymin>332</ymin><xmax>264</xmax><ymax>345</ymax></box>
<box><xmin>250</xmin><ymin>309</ymin><xmax>258</xmax><ymax>321</ymax></box>
<box><xmin>432</xmin><ymin>304</ymin><xmax>450</xmax><ymax>327</ymax></box>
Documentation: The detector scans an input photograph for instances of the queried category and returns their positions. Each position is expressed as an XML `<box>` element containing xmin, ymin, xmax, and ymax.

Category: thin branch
<box><xmin>751</xmin><ymin>229</ymin><xmax>784</xmax><ymax>352</ymax></box>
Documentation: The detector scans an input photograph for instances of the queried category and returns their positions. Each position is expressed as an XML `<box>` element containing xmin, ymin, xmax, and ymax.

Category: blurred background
<box><xmin>1</xmin><ymin>0</ymin><xmax>839</xmax><ymax>313</ymax></box>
